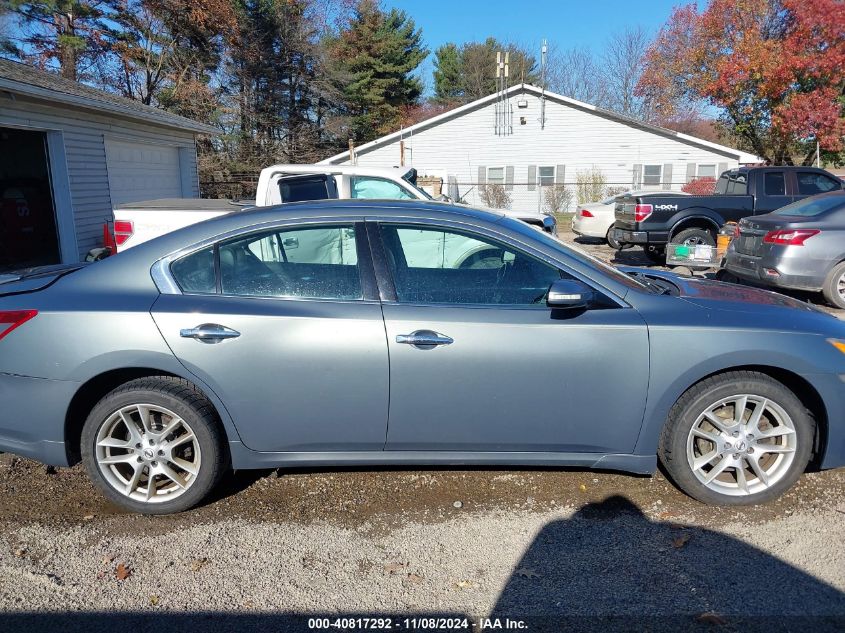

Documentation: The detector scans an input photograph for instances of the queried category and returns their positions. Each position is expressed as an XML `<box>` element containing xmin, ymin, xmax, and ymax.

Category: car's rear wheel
<box><xmin>606</xmin><ymin>224</ymin><xmax>622</xmax><ymax>250</ymax></box>
<box><xmin>81</xmin><ymin>377</ymin><xmax>227</xmax><ymax>514</ymax></box>
<box><xmin>821</xmin><ymin>260</ymin><xmax>845</xmax><ymax>309</ymax></box>
<box><xmin>658</xmin><ymin>371</ymin><xmax>813</xmax><ymax>505</ymax></box>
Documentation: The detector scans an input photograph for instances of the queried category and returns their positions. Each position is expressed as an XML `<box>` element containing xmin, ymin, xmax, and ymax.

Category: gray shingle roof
<box><xmin>0</xmin><ymin>58</ymin><xmax>218</xmax><ymax>134</ymax></box>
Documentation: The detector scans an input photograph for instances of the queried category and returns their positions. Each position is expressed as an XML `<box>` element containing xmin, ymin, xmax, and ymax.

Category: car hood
<box><xmin>457</xmin><ymin>201</ymin><xmax>544</xmax><ymax>220</ymax></box>
<box><xmin>623</xmin><ymin>267</ymin><xmax>827</xmax><ymax>314</ymax></box>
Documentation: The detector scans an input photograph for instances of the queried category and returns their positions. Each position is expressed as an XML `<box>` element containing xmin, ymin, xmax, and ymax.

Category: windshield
<box><xmin>773</xmin><ymin>194</ymin><xmax>845</xmax><ymax>217</ymax></box>
<box><xmin>402</xmin><ymin>172</ymin><xmax>434</xmax><ymax>200</ymax></box>
<box><xmin>498</xmin><ymin>217</ymin><xmax>650</xmax><ymax>292</ymax></box>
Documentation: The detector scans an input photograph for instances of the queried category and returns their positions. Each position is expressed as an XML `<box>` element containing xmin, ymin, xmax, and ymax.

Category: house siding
<box><xmin>1</xmin><ymin>94</ymin><xmax>199</xmax><ymax>259</ymax></box>
<box><xmin>330</xmin><ymin>90</ymin><xmax>745</xmax><ymax>214</ymax></box>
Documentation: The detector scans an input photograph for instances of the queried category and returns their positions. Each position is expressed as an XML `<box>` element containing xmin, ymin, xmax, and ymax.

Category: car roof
<box><xmin>261</xmin><ymin>164</ymin><xmax>412</xmax><ymax>179</ymax></box>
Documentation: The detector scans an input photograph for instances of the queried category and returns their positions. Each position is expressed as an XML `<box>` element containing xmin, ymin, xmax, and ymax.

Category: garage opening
<box><xmin>0</xmin><ymin>127</ymin><xmax>61</xmax><ymax>272</ymax></box>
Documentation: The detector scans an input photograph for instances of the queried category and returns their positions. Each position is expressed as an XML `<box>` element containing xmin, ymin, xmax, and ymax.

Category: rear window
<box><xmin>279</xmin><ymin>176</ymin><xmax>330</xmax><ymax>203</ymax></box>
<box><xmin>714</xmin><ymin>174</ymin><xmax>729</xmax><ymax>195</ymax></box>
<box><xmin>773</xmin><ymin>194</ymin><xmax>845</xmax><ymax>217</ymax></box>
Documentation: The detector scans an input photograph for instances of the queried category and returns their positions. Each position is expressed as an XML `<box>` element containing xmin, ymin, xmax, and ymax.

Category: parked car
<box><xmin>2</xmin><ymin>199</ymin><xmax>845</xmax><ymax>514</ymax></box>
<box><xmin>724</xmin><ymin>191</ymin><xmax>845</xmax><ymax>307</ymax></box>
<box><xmin>613</xmin><ymin>166</ymin><xmax>844</xmax><ymax>263</ymax></box>
<box><xmin>572</xmin><ymin>189</ymin><xmax>689</xmax><ymax>248</ymax></box>
<box><xmin>104</xmin><ymin>164</ymin><xmax>554</xmax><ymax>255</ymax></box>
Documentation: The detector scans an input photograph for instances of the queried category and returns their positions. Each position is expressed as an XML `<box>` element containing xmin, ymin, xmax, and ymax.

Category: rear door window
<box><xmin>350</xmin><ymin>177</ymin><xmax>415</xmax><ymax>200</ymax></box>
<box><xmin>764</xmin><ymin>172</ymin><xmax>786</xmax><ymax>196</ymax></box>
<box><xmin>796</xmin><ymin>172</ymin><xmax>841</xmax><ymax>195</ymax></box>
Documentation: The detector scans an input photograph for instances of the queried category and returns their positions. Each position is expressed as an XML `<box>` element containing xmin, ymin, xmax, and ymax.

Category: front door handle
<box><xmin>396</xmin><ymin>330</ymin><xmax>453</xmax><ymax>348</ymax></box>
<box><xmin>180</xmin><ymin>324</ymin><xmax>240</xmax><ymax>343</ymax></box>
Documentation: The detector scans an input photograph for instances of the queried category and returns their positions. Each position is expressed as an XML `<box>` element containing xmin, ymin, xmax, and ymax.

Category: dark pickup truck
<box><xmin>613</xmin><ymin>166</ymin><xmax>844</xmax><ymax>263</ymax></box>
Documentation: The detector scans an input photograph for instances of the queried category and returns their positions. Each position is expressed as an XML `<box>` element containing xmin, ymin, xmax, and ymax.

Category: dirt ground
<box><xmin>0</xmin><ymin>229</ymin><xmax>843</xmax><ymax>632</ymax></box>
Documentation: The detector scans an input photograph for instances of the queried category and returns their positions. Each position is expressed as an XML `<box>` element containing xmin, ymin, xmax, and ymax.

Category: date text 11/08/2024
<box><xmin>307</xmin><ymin>617</ymin><xmax>528</xmax><ymax>630</ymax></box>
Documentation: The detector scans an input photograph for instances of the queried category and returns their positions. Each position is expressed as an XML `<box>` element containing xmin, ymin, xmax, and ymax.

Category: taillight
<box><xmin>0</xmin><ymin>310</ymin><xmax>37</xmax><ymax>341</ymax></box>
<box><xmin>634</xmin><ymin>204</ymin><xmax>653</xmax><ymax>222</ymax></box>
<box><xmin>113</xmin><ymin>220</ymin><xmax>134</xmax><ymax>246</ymax></box>
<box><xmin>580</xmin><ymin>209</ymin><xmax>594</xmax><ymax>218</ymax></box>
<box><xmin>763</xmin><ymin>229</ymin><xmax>820</xmax><ymax>245</ymax></box>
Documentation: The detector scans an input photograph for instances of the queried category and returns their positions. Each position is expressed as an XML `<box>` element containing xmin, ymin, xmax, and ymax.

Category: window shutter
<box><xmin>663</xmin><ymin>163</ymin><xmax>673</xmax><ymax>188</ymax></box>
<box><xmin>717</xmin><ymin>162</ymin><xmax>728</xmax><ymax>176</ymax></box>
<box><xmin>527</xmin><ymin>165</ymin><xmax>537</xmax><ymax>191</ymax></box>
<box><xmin>505</xmin><ymin>166</ymin><xmax>514</xmax><ymax>191</ymax></box>
<box><xmin>556</xmin><ymin>165</ymin><xmax>566</xmax><ymax>185</ymax></box>
<box><xmin>686</xmin><ymin>163</ymin><xmax>696</xmax><ymax>183</ymax></box>
<box><xmin>632</xmin><ymin>164</ymin><xmax>642</xmax><ymax>187</ymax></box>
<box><xmin>478</xmin><ymin>166</ymin><xmax>486</xmax><ymax>185</ymax></box>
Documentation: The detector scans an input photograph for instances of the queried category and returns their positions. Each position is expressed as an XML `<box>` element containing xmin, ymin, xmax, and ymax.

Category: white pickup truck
<box><xmin>102</xmin><ymin>164</ymin><xmax>555</xmax><ymax>254</ymax></box>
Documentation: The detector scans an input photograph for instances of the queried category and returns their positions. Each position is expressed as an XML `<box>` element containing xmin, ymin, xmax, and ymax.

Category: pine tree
<box><xmin>329</xmin><ymin>0</ymin><xmax>427</xmax><ymax>143</ymax></box>
<box><xmin>433</xmin><ymin>42</ymin><xmax>462</xmax><ymax>102</ymax></box>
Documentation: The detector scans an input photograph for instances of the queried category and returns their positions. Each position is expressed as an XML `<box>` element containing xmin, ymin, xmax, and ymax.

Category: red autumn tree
<box><xmin>636</xmin><ymin>0</ymin><xmax>845</xmax><ymax>165</ymax></box>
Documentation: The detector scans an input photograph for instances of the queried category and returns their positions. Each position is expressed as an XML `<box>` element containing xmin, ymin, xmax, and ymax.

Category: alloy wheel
<box><xmin>837</xmin><ymin>271</ymin><xmax>845</xmax><ymax>300</ymax></box>
<box><xmin>686</xmin><ymin>394</ymin><xmax>797</xmax><ymax>496</ymax></box>
<box><xmin>94</xmin><ymin>404</ymin><xmax>202</xmax><ymax>504</ymax></box>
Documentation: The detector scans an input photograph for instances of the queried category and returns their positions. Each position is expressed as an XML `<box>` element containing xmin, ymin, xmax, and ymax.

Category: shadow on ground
<box><xmin>3</xmin><ymin>496</ymin><xmax>842</xmax><ymax>633</ymax></box>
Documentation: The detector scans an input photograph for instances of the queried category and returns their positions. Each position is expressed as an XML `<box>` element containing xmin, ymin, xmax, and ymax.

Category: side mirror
<box><xmin>547</xmin><ymin>279</ymin><xmax>596</xmax><ymax>309</ymax></box>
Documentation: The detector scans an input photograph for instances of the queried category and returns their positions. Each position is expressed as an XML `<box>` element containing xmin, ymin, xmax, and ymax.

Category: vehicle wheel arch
<box><xmin>64</xmin><ymin>368</ymin><xmax>238</xmax><ymax>466</ymax></box>
<box><xmin>637</xmin><ymin>363</ymin><xmax>827</xmax><ymax>468</ymax></box>
<box><xmin>668</xmin><ymin>212</ymin><xmax>721</xmax><ymax>241</ymax></box>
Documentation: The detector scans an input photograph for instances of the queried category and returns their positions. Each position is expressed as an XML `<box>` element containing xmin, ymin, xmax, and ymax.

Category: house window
<box><xmin>538</xmin><ymin>166</ymin><xmax>555</xmax><ymax>187</ymax></box>
<box><xmin>697</xmin><ymin>164</ymin><xmax>716</xmax><ymax>179</ymax></box>
<box><xmin>487</xmin><ymin>167</ymin><xmax>504</xmax><ymax>185</ymax></box>
<box><xmin>643</xmin><ymin>164</ymin><xmax>662</xmax><ymax>187</ymax></box>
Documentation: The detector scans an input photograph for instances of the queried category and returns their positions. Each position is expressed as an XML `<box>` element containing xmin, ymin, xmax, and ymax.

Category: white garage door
<box><xmin>105</xmin><ymin>139</ymin><xmax>183</xmax><ymax>205</ymax></box>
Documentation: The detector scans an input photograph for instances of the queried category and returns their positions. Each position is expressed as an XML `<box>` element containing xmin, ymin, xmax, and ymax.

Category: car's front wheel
<box><xmin>658</xmin><ymin>371</ymin><xmax>813</xmax><ymax>505</ymax></box>
<box><xmin>81</xmin><ymin>376</ymin><xmax>227</xmax><ymax>514</ymax></box>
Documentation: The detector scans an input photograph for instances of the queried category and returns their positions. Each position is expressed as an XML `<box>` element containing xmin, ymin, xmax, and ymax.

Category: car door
<box><xmin>151</xmin><ymin>220</ymin><xmax>389</xmax><ymax>452</ymax></box>
<box><xmin>372</xmin><ymin>220</ymin><xmax>650</xmax><ymax>454</ymax></box>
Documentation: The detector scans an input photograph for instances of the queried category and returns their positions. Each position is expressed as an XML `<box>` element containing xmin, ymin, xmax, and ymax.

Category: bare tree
<box><xmin>542</xmin><ymin>184</ymin><xmax>573</xmax><ymax>215</ymax></box>
<box><xmin>545</xmin><ymin>44</ymin><xmax>608</xmax><ymax>107</ymax></box>
<box><xmin>479</xmin><ymin>183</ymin><xmax>511</xmax><ymax>209</ymax></box>
<box><xmin>602</xmin><ymin>26</ymin><xmax>652</xmax><ymax>120</ymax></box>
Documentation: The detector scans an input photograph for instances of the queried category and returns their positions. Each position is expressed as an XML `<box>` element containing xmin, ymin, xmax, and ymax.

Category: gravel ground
<box><xmin>1</xmin><ymin>231</ymin><xmax>844</xmax><ymax>633</ymax></box>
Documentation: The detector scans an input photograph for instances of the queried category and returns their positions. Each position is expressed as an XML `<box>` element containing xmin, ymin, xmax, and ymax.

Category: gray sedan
<box><xmin>1</xmin><ymin>200</ymin><xmax>845</xmax><ymax>514</ymax></box>
<box><xmin>725</xmin><ymin>191</ymin><xmax>845</xmax><ymax>307</ymax></box>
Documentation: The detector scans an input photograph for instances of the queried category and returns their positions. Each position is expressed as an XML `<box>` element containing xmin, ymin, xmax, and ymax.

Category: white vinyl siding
<box><xmin>0</xmin><ymin>95</ymin><xmax>200</xmax><ymax>259</ymax></box>
<box><xmin>327</xmin><ymin>88</ymin><xmax>749</xmax><ymax>213</ymax></box>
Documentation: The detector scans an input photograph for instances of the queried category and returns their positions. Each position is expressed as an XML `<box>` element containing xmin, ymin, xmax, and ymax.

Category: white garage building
<box><xmin>321</xmin><ymin>84</ymin><xmax>760</xmax><ymax>214</ymax></box>
<box><xmin>0</xmin><ymin>58</ymin><xmax>216</xmax><ymax>270</ymax></box>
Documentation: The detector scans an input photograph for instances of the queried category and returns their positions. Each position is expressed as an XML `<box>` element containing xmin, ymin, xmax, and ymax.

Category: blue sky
<box><xmin>384</xmin><ymin>0</ymin><xmax>682</xmax><ymax>91</ymax></box>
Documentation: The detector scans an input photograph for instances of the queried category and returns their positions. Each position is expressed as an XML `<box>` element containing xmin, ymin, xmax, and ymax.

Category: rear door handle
<box><xmin>180</xmin><ymin>324</ymin><xmax>240</xmax><ymax>343</ymax></box>
<box><xmin>396</xmin><ymin>330</ymin><xmax>453</xmax><ymax>347</ymax></box>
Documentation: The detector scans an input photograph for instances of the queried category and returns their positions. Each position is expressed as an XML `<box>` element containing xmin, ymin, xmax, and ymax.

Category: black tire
<box><xmin>81</xmin><ymin>376</ymin><xmax>228</xmax><ymax>515</ymax></box>
<box><xmin>606</xmin><ymin>224</ymin><xmax>622</xmax><ymax>250</ymax></box>
<box><xmin>643</xmin><ymin>246</ymin><xmax>666</xmax><ymax>265</ymax></box>
<box><xmin>658</xmin><ymin>371</ymin><xmax>813</xmax><ymax>506</ymax></box>
<box><xmin>671</xmin><ymin>227</ymin><xmax>716</xmax><ymax>247</ymax></box>
<box><xmin>821</xmin><ymin>260</ymin><xmax>845</xmax><ymax>309</ymax></box>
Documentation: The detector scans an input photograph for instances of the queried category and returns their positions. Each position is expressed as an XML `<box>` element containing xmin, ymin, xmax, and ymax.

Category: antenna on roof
<box><xmin>540</xmin><ymin>39</ymin><xmax>547</xmax><ymax>130</ymax></box>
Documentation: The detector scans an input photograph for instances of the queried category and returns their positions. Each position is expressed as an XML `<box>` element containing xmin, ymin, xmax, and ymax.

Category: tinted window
<box><xmin>219</xmin><ymin>225</ymin><xmax>360</xmax><ymax>299</ymax></box>
<box><xmin>380</xmin><ymin>224</ymin><xmax>562</xmax><ymax>305</ymax></box>
<box><xmin>727</xmin><ymin>173</ymin><xmax>747</xmax><ymax>195</ymax></box>
<box><xmin>350</xmin><ymin>177</ymin><xmax>414</xmax><ymax>199</ymax></box>
<box><xmin>764</xmin><ymin>172</ymin><xmax>785</xmax><ymax>196</ymax></box>
<box><xmin>171</xmin><ymin>246</ymin><xmax>216</xmax><ymax>294</ymax></box>
<box><xmin>797</xmin><ymin>172</ymin><xmax>841</xmax><ymax>196</ymax></box>
<box><xmin>279</xmin><ymin>176</ymin><xmax>330</xmax><ymax>203</ymax></box>
<box><xmin>773</xmin><ymin>194</ymin><xmax>845</xmax><ymax>217</ymax></box>
<box><xmin>714</xmin><ymin>174</ymin><xmax>729</xmax><ymax>194</ymax></box>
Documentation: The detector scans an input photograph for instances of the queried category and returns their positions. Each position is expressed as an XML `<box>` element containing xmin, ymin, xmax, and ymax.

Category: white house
<box><xmin>0</xmin><ymin>58</ymin><xmax>217</xmax><ymax>270</ymax></box>
<box><xmin>320</xmin><ymin>84</ymin><xmax>760</xmax><ymax>214</ymax></box>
